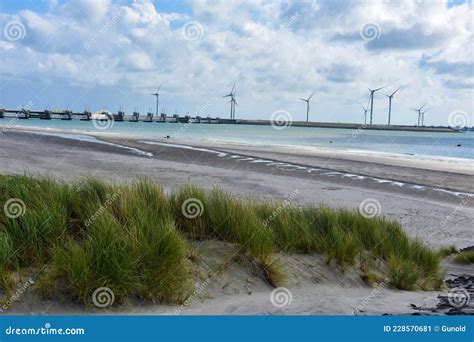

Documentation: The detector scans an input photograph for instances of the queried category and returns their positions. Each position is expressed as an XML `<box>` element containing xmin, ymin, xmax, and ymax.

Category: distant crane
<box><xmin>384</xmin><ymin>87</ymin><xmax>400</xmax><ymax>125</ymax></box>
<box><xmin>151</xmin><ymin>84</ymin><xmax>162</xmax><ymax>117</ymax></box>
<box><xmin>299</xmin><ymin>91</ymin><xmax>315</xmax><ymax>122</ymax></box>
<box><xmin>368</xmin><ymin>86</ymin><xmax>385</xmax><ymax>124</ymax></box>
<box><xmin>223</xmin><ymin>81</ymin><xmax>237</xmax><ymax>119</ymax></box>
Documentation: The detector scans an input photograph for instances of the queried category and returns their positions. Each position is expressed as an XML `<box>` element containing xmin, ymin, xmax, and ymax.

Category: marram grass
<box><xmin>0</xmin><ymin>175</ymin><xmax>445</xmax><ymax>306</ymax></box>
<box><xmin>454</xmin><ymin>250</ymin><xmax>474</xmax><ymax>264</ymax></box>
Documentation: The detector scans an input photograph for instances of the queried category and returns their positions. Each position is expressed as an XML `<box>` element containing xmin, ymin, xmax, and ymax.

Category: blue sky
<box><xmin>0</xmin><ymin>0</ymin><xmax>472</xmax><ymax>125</ymax></box>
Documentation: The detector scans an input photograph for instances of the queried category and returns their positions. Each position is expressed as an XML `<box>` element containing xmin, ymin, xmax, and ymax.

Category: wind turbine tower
<box><xmin>411</xmin><ymin>103</ymin><xmax>426</xmax><ymax>127</ymax></box>
<box><xmin>385</xmin><ymin>87</ymin><xmax>400</xmax><ymax>125</ymax></box>
<box><xmin>151</xmin><ymin>84</ymin><xmax>162</xmax><ymax>117</ymax></box>
<box><xmin>420</xmin><ymin>108</ymin><xmax>428</xmax><ymax>127</ymax></box>
<box><xmin>299</xmin><ymin>92</ymin><xmax>315</xmax><ymax>122</ymax></box>
<box><xmin>368</xmin><ymin>86</ymin><xmax>384</xmax><ymax>125</ymax></box>
<box><xmin>360</xmin><ymin>104</ymin><xmax>369</xmax><ymax>125</ymax></box>
<box><xmin>224</xmin><ymin>82</ymin><xmax>237</xmax><ymax>119</ymax></box>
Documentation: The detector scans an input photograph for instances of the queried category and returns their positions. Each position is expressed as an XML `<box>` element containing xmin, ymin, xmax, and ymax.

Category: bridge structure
<box><xmin>0</xmin><ymin>108</ymin><xmax>235</xmax><ymax>124</ymax></box>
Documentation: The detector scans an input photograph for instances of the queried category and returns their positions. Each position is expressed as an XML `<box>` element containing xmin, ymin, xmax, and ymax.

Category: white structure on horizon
<box><xmin>91</xmin><ymin>110</ymin><xmax>112</xmax><ymax>120</ymax></box>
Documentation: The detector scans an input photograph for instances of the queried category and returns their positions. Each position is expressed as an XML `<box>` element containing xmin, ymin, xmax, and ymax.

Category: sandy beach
<box><xmin>0</xmin><ymin>127</ymin><xmax>473</xmax><ymax>315</ymax></box>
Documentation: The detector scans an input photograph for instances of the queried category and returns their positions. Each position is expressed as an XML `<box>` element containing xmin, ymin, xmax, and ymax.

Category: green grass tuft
<box><xmin>438</xmin><ymin>245</ymin><xmax>458</xmax><ymax>258</ymax></box>
<box><xmin>0</xmin><ymin>174</ymin><xmax>446</xmax><ymax>305</ymax></box>
<box><xmin>454</xmin><ymin>250</ymin><xmax>474</xmax><ymax>264</ymax></box>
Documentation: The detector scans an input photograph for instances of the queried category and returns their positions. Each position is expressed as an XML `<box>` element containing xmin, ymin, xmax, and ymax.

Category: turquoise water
<box><xmin>1</xmin><ymin>118</ymin><xmax>473</xmax><ymax>160</ymax></box>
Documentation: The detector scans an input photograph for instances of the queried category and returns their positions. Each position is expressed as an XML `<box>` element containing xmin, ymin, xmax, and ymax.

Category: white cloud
<box><xmin>0</xmin><ymin>0</ymin><xmax>472</xmax><ymax>125</ymax></box>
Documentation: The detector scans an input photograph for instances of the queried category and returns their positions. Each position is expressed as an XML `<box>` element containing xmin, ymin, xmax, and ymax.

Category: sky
<box><xmin>0</xmin><ymin>0</ymin><xmax>472</xmax><ymax>126</ymax></box>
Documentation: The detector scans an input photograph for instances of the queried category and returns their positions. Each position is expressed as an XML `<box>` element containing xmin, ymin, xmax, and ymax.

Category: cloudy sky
<box><xmin>0</xmin><ymin>0</ymin><xmax>472</xmax><ymax>125</ymax></box>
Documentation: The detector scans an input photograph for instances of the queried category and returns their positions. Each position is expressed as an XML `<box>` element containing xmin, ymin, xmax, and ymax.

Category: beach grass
<box><xmin>454</xmin><ymin>250</ymin><xmax>474</xmax><ymax>264</ymax></box>
<box><xmin>0</xmin><ymin>175</ymin><xmax>445</xmax><ymax>305</ymax></box>
<box><xmin>437</xmin><ymin>245</ymin><xmax>458</xmax><ymax>258</ymax></box>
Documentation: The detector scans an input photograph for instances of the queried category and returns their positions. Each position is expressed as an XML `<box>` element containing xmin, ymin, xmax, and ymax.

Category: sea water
<box><xmin>1</xmin><ymin>118</ymin><xmax>473</xmax><ymax>161</ymax></box>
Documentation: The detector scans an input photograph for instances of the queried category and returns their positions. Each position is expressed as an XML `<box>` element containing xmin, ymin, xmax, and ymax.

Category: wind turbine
<box><xmin>411</xmin><ymin>103</ymin><xmax>426</xmax><ymax>126</ymax></box>
<box><xmin>385</xmin><ymin>87</ymin><xmax>400</xmax><ymax>125</ymax></box>
<box><xmin>368</xmin><ymin>86</ymin><xmax>385</xmax><ymax>125</ymax></box>
<box><xmin>299</xmin><ymin>91</ymin><xmax>315</xmax><ymax>122</ymax></box>
<box><xmin>223</xmin><ymin>81</ymin><xmax>237</xmax><ymax>119</ymax></box>
<box><xmin>150</xmin><ymin>84</ymin><xmax>162</xmax><ymax>117</ymax></box>
<box><xmin>360</xmin><ymin>103</ymin><xmax>369</xmax><ymax>125</ymax></box>
<box><xmin>420</xmin><ymin>108</ymin><xmax>428</xmax><ymax>127</ymax></box>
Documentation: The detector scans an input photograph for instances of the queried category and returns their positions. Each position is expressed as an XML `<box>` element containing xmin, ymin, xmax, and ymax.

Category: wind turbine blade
<box><xmin>420</xmin><ymin>103</ymin><xmax>426</xmax><ymax>111</ymax></box>
<box><xmin>157</xmin><ymin>84</ymin><xmax>162</xmax><ymax>93</ymax></box>
<box><xmin>223</xmin><ymin>94</ymin><xmax>232</xmax><ymax>98</ymax></box>
<box><xmin>299</xmin><ymin>98</ymin><xmax>307</xmax><ymax>102</ymax></box>
<box><xmin>231</xmin><ymin>81</ymin><xmax>237</xmax><ymax>94</ymax></box>
<box><xmin>391</xmin><ymin>87</ymin><xmax>401</xmax><ymax>96</ymax></box>
<box><xmin>308</xmin><ymin>91</ymin><xmax>315</xmax><ymax>100</ymax></box>
<box><xmin>374</xmin><ymin>85</ymin><xmax>385</xmax><ymax>92</ymax></box>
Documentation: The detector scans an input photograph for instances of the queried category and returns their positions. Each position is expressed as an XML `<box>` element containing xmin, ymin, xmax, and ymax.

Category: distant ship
<box><xmin>91</xmin><ymin>110</ymin><xmax>113</xmax><ymax>120</ymax></box>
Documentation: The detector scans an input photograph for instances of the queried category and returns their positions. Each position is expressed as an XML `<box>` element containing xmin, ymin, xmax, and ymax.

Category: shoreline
<box><xmin>2</xmin><ymin>124</ymin><xmax>474</xmax><ymax>176</ymax></box>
